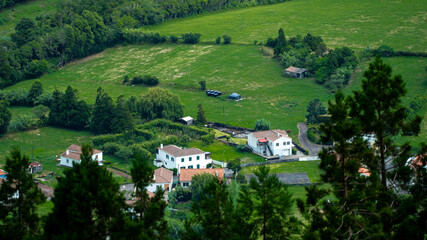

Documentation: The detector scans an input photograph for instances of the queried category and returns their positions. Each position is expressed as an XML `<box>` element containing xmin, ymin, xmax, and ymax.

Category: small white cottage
<box><xmin>154</xmin><ymin>144</ymin><xmax>212</xmax><ymax>170</ymax></box>
<box><xmin>60</xmin><ymin>144</ymin><xmax>103</xmax><ymax>167</ymax></box>
<box><xmin>146</xmin><ymin>167</ymin><xmax>174</xmax><ymax>193</ymax></box>
<box><xmin>247</xmin><ymin>129</ymin><xmax>293</xmax><ymax>157</ymax></box>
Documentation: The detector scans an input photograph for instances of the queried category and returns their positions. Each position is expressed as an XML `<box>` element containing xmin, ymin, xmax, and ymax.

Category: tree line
<box><xmin>0</xmin><ymin>0</ymin><xmax>290</xmax><ymax>89</ymax></box>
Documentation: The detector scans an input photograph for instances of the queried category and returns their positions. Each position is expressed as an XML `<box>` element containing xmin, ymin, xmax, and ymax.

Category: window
<box><xmin>183</xmin><ymin>182</ymin><xmax>189</xmax><ymax>187</ymax></box>
<box><xmin>197</xmin><ymin>156</ymin><xmax>200</xmax><ymax>160</ymax></box>
<box><xmin>276</xmin><ymin>143</ymin><xmax>279</xmax><ymax>146</ymax></box>
<box><xmin>287</xmin><ymin>142</ymin><xmax>290</xmax><ymax>145</ymax></box>
<box><xmin>66</xmin><ymin>159</ymin><xmax>69</xmax><ymax>164</ymax></box>
<box><xmin>188</xmin><ymin>165</ymin><xmax>193</xmax><ymax>169</ymax></box>
<box><xmin>180</xmin><ymin>166</ymin><xmax>185</xmax><ymax>169</ymax></box>
<box><xmin>283</xmin><ymin>142</ymin><xmax>286</xmax><ymax>145</ymax></box>
<box><xmin>189</xmin><ymin>157</ymin><xmax>192</xmax><ymax>161</ymax></box>
<box><xmin>166</xmin><ymin>154</ymin><xmax>169</xmax><ymax>159</ymax></box>
<box><xmin>197</xmin><ymin>164</ymin><xmax>200</xmax><ymax>169</ymax></box>
<box><xmin>181</xmin><ymin>158</ymin><xmax>184</xmax><ymax>163</ymax></box>
<box><xmin>171</xmin><ymin>157</ymin><xmax>174</xmax><ymax>162</ymax></box>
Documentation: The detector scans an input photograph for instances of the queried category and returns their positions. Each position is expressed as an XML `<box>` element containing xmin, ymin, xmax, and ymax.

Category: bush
<box><xmin>215</xmin><ymin>37</ymin><xmax>221</xmax><ymax>44</ymax></box>
<box><xmin>201</xmin><ymin>133</ymin><xmax>215</xmax><ymax>144</ymax></box>
<box><xmin>375</xmin><ymin>45</ymin><xmax>395</xmax><ymax>57</ymax></box>
<box><xmin>223</xmin><ymin>35</ymin><xmax>232</xmax><ymax>44</ymax></box>
<box><xmin>116</xmin><ymin>146</ymin><xmax>134</xmax><ymax>160</ymax></box>
<box><xmin>292</xmin><ymin>148</ymin><xmax>297</xmax><ymax>155</ymax></box>
<box><xmin>8</xmin><ymin>115</ymin><xmax>35</xmax><ymax>132</ymax></box>
<box><xmin>123</xmin><ymin>75</ymin><xmax>129</xmax><ymax>84</ymax></box>
<box><xmin>236</xmin><ymin>144</ymin><xmax>250</xmax><ymax>152</ymax></box>
<box><xmin>170</xmin><ymin>35</ymin><xmax>178</xmax><ymax>43</ymax></box>
<box><xmin>182</xmin><ymin>32</ymin><xmax>201</xmax><ymax>44</ymax></box>
<box><xmin>102</xmin><ymin>142</ymin><xmax>122</xmax><ymax>155</ymax></box>
<box><xmin>131</xmin><ymin>75</ymin><xmax>159</xmax><ymax>86</ymax></box>
<box><xmin>24</xmin><ymin>59</ymin><xmax>49</xmax><ymax>79</ymax></box>
<box><xmin>199</xmin><ymin>80</ymin><xmax>206</xmax><ymax>90</ymax></box>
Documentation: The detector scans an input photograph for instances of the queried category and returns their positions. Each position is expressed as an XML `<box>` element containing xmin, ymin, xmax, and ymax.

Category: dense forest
<box><xmin>0</xmin><ymin>0</ymin><xmax>290</xmax><ymax>88</ymax></box>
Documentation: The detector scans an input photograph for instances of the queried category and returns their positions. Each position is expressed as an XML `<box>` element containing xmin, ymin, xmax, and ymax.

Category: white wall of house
<box><xmin>60</xmin><ymin>152</ymin><xmax>103</xmax><ymax>167</ymax></box>
<box><xmin>147</xmin><ymin>183</ymin><xmax>168</xmax><ymax>192</ymax></box>
<box><xmin>248</xmin><ymin>134</ymin><xmax>293</xmax><ymax>157</ymax></box>
<box><xmin>156</xmin><ymin>149</ymin><xmax>212</xmax><ymax>170</ymax></box>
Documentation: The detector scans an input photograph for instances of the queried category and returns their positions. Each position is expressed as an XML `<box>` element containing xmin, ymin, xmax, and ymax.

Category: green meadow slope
<box><xmin>146</xmin><ymin>0</ymin><xmax>427</xmax><ymax>52</ymax></box>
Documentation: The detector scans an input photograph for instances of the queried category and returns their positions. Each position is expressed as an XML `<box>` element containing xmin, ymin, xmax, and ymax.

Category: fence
<box><xmin>299</xmin><ymin>156</ymin><xmax>320</xmax><ymax>161</ymax></box>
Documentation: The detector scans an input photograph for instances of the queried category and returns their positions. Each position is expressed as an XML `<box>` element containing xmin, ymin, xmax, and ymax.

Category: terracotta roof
<box><xmin>29</xmin><ymin>161</ymin><xmax>41</xmax><ymax>168</ymax></box>
<box><xmin>61</xmin><ymin>144</ymin><xmax>102</xmax><ymax>161</ymax></box>
<box><xmin>0</xmin><ymin>169</ymin><xmax>6</xmax><ymax>176</ymax></box>
<box><xmin>159</xmin><ymin>145</ymin><xmax>205</xmax><ymax>157</ymax></box>
<box><xmin>252</xmin><ymin>129</ymin><xmax>289</xmax><ymax>142</ymax></box>
<box><xmin>284</xmin><ymin>66</ymin><xmax>308</xmax><ymax>73</ymax></box>
<box><xmin>412</xmin><ymin>154</ymin><xmax>426</xmax><ymax>167</ymax></box>
<box><xmin>180</xmin><ymin>168</ymin><xmax>224</xmax><ymax>182</ymax></box>
<box><xmin>154</xmin><ymin>167</ymin><xmax>173</xmax><ymax>183</ymax></box>
<box><xmin>358</xmin><ymin>167</ymin><xmax>371</xmax><ymax>176</ymax></box>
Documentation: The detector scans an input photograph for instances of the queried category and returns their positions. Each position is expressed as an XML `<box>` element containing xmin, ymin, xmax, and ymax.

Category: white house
<box><xmin>146</xmin><ymin>167</ymin><xmax>173</xmax><ymax>193</ymax></box>
<box><xmin>60</xmin><ymin>144</ymin><xmax>103</xmax><ymax>167</ymax></box>
<box><xmin>154</xmin><ymin>144</ymin><xmax>212</xmax><ymax>170</ymax></box>
<box><xmin>179</xmin><ymin>168</ymin><xmax>224</xmax><ymax>187</ymax></box>
<box><xmin>247</xmin><ymin>129</ymin><xmax>293</xmax><ymax>157</ymax></box>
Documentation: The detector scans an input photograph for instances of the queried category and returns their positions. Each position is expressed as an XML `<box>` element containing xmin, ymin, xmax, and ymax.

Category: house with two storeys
<box><xmin>154</xmin><ymin>144</ymin><xmax>212</xmax><ymax>170</ymax></box>
<box><xmin>247</xmin><ymin>129</ymin><xmax>293</xmax><ymax>157</ymax></box>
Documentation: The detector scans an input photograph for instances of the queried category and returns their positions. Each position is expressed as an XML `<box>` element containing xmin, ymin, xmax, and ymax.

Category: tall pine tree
<box><xmin>91</xmin><ymin>87</ymin><xmax>115</xmax><ymax>134</ymax></box>
<box><xmin>111</xmin><ymin>95</ymin><xmax>134</xmax><ymax>133</ymax></box>
<box><xmin>0</xmin><ymin>147</ymin><xmax>46</xmax><ymax>240</ymax></box>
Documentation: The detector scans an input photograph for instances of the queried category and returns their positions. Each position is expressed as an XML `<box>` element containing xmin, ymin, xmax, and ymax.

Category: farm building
<box><xmin>154</xmin><ymin>144</ymin><xmax>212</xmax><ymax>170</ymax></box>
<box><xmin>247</xmin><ymin>129</ymin><xmax>293</xmax><ymax>158</ymax></box>
<box><xmin>228</xmin><ymin>93</ymin><xmax>241</xmax><ymax>100</ymax></box>
<box><xmin>60</xmin><ymin>144</ymin><xmax>103</xmax><ymax>167</ymax></box>
<box><xmin>179</xmin><ymin>168</ymin><xmax>224</xmax><ymax>187</ymax></box>
<box><xmin>283</xmin><ymin>66</ymin><xmax>308</xmax><ymax>79</ymax></box>
<box><xmin>28</xmin><ymin>161</ymin><xmax>43</xmax><ymax>174</ymax></box>
<box><xmin>180</xmin><ymin>116</ymin><xmax>194</xmax><ymax>125</ymax></box>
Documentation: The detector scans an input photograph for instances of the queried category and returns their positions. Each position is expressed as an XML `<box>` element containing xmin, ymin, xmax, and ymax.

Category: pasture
<box><xmin>146</xmin><ymin>0</ymin><xmax>427</xmax><ymax>52</ymax></box>
<box><xmin>0</xmin><ymin>0</ymin><xmax>59</xmax><ymax>38</ymax></box>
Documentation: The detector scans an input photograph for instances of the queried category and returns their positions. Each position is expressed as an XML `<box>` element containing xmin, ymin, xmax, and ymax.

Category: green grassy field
<box><xmin>146</xmin><ymin>0</ymin><xmax>427</xmax><ymax>52</ymax></box>
<box><xmin>7</xmin><ymin>44</ymin><xmax>332</xmax><ymax>139</ymax></box>
<box><xmin>0</xmin><ymin>0</ymin><xmax>59</xmax><ymax>38</ymax></box>
<box><xmin>240</xmin><ymin>160</ymin><xmax>322</xmax><ymax>183</ymax></box>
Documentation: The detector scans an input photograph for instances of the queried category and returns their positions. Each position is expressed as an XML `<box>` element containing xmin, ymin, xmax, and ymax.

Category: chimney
<box><xmin>66</xmin><ymin>150</ymin><xmax>69</xmax><ymax>155</ymax></box>
<box><xmin>160</xmin><ymin>144</ymin><xmax>163</xmax><ymax>149</ymax></box>
<box><xmin>216</xmin><ymin>171</ymin><xmax>218</xmax><ymax>177</ymax></box>
<box><xmin>153</xmin><ymin>175</ymin><xmax>156</xmax><ymax>180</ymax></box>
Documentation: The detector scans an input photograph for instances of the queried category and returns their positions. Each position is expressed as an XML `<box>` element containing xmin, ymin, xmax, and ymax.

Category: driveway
<box><xmin>297</xmin><ymin>122</ymin><xmax>328</xmax><ymax>156</ymax></box>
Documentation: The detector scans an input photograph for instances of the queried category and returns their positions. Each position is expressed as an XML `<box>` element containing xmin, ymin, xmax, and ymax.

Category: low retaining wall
<box><xmin>241</xmin><ymin>158</ymin><xmax>299</xmax><ymax>167</ymax></box>
<box><xmin>299</xmin><ymin>156</ymin><xmax>320</xmax><ymax>161</ymax></box>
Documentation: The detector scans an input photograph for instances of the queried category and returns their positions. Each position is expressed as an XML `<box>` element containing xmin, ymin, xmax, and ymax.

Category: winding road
<box><xmin>297</xmin><ymin>122</ymin><xmax>329</xmax><ymax>156</ymax></box>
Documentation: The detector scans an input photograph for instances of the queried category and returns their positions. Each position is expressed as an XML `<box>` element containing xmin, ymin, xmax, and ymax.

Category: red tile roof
<box><xmin>29</xmin><ymin>161</ymin><xmax>41</xmax><ymax>168</ymax></box>
<box><xmin>180</xmin><ymin>168</ymin><xmax>224</xmax><ymax>182</ymax></box>
<box><xmin>252</xmin><ymin>129</ymin><xmax>289</xmax><ymax>142</ymax></box>
<box><xmin>358</xmin><ymin>167</ymin><xmax>371</xmax><ymax>176</ymax></box>
<box><xmin>61</xmin><ymin>144</ymin><xmax>102</xmax><ymax>160</ymax></box>
<box><xmin>154</xmin><ymin>167</ymin><xmax>173</xmax><ymax>184</ymax></box>
<box><xmin>0</xmin><ymin>169</ymin><xmax>6</xmax><ymax>176</ymax></box>
<box><xmin>158</xmin><ymin>145</ymin><xmax>205</xmax><ymax>157</ymax></box>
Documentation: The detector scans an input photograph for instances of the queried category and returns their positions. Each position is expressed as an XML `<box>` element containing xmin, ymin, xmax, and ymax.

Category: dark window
<box><xmin>188</xmin><ymin>165</ymin><xmax>193</xmax><ymax>169</ymax></box>
<box><xmin>189</xmin><ymin>157</ymin><xmax>192</xmax><ymax>161</ymax></box>
<box><xmin>180</xmin><ymin>166</ymin><xmax>185</xmax><ymax>169</ymax></box>
<box><xmin>197</xmin><ymin>156</ymin><xmax>200</xmax><ymax>160</ymax></box>
<box><xmin>166</xmin><ymin>154</ymin><xmax>169</xmax><ymax>159</ymax></box>
<box><xmin>197</xmin><ymin>164</ymin><xmax>200</xmax><ymax>169</ymax></box>
<box><xmin>181</xmin><ymin>158</ymin><xmax>184</xmax><ymax>162</ymax></box>
<box><xmin>276</xmin><ymin>143</ymin><xmax>279</xmax><ymax>146</ymax></box>
<box><xmin>171</xmin><ymin>157</ymin><xmax>174</xmax><ymax>162</ymax></box>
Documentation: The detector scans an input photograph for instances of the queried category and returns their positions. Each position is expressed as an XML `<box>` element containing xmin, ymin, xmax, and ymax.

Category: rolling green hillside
<box><xmin>146</xmin><ymin>0</ymin><xmax>427</xmax><ymax>52</ymax></box>
<box><xmin>0</xmin><ymin>0</ymin><xmax>59</xmax><ymax>37</ymax></box>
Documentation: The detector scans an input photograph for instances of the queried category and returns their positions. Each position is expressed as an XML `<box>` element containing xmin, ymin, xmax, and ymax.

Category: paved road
<box><xmin>297</xmin><ymin>122</ymin><xmax>327</xmax><ymax>156</ymax></box>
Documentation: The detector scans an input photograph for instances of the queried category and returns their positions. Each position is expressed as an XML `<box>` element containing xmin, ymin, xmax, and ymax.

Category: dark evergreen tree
<box><xmin>48</xmin><ymin>86</ymin><xmax>90</xmax><ymax>130</ymax></box>
<box><xmin>91</xmin><ymin>87</ymin><xmax>114</xmax><ymax>134</ymax></box>
<box><xmin>189</xmin><ymin>175</ymin><xmax>233</xmax><ymax>240</ymax></box>
<box><xmin>350</xmin><ymin>56</ymin><xmax>422</xmax><ymax>187</ymax></box>
<box><xmin>112</xmin><ymin>152</ymin><xmax>168</xmax><ymax>239</ymax></box>
<box><xmin>0</xmin><ymin>147</ymin><xmax>46</xmax><ymax>240</ymax></box>
<box><xmin>27</xmin><ymin>80</ymin><xmax>43</xmax><ymax>105</ymax></box>
<box><xmin>241</xmin><ymin>165</ymin><xmax>296</xmax><ymax>239</ymax></box>
<box><xmin>45</xmin><ymin>144</ymin><xmax>125</xmax><ymax>240</ymax></box>
<box><xmin>0</xmin><ymin>100</ymin><xmax>11</xmax><ymax>135</ymax></box>
<box><xmin>111</xmin><ymin>95</ymin><xmax>134</xmax><ymax>133</ymax></box>
<box><xmin>274</xmin><ymin>28</ymin><xmax>287</xmax><ymax>56</ymax></box>
<box><xmin>195</xmin><ymin>104</ymin><xmax>207</xmax><ymax>125</ymax></box>
<box><xmin>306</xmin><ymin>99</ymin><xmax>327</xmax><ymax>124</ymax></box>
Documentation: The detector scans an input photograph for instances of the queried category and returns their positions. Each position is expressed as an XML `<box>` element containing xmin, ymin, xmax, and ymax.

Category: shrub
<box><xmin>199</xmin><ymin>80</ymin><xmax>206</xmax><ymax>90</ymax></box>
<box><xmin>170</xmin><ymin>35</ymin><xmax>178</xmax><ymax>43</ymax></box>
<box><xmin>123</xmin><ymin>75</ymin><xmax>129</xmax><ymax>84</ymax></box>
<box><xmin>201</xmin><ymin>133</ymin><xmax>215</xmax><ymax>144</ymax></box>
<box><xmin>236</xmin><ymin>144</ymin><xmax>250</xmax><ymax>152</ymax></box>
<box><xmin>8</xmin><ymin>115</ymin><xmax>35</xmax><ymax>132</ymax></box>
<box><xmin>215</xmin><ymin>37</ymin><xmax>221</xmax><ymax>44</ymax></box>
<box><xmin>116</xmin><ymin>146</ymin><xmax>134</xmax><ymax>160</ymax></box>
<box><xmin>292</xmin><ymin>148</ymin><xmax>297</xmax><ymax>155</ymax></box>
<box><xmin>102</xmin><ymin>142</ymin><xmax>122</xmax><ymax>155</ymax></box>
<box><xmin>254</xmin><ymin>118</ymin><xmax>270</xmax><ymax>130</ymax></box>
<box><xmin>131</xmin><ymin>75</ymin><xmax>159</xmax><ymax>86</ymax></box>
<box><xmin>223</xmin><ymin>35</ymin><xmax>232</xmax><ymax>44</ymax></box>
<box><xmin>182</xmin><ymin>32</ymin><xmax>201</xmax><ymax>44</ymax></box>
<box><xmin>254</xmin><ymin>40</ymin><xmax>258</xmax><ymax>45</ymax></box>
<box><xmin>375</xmin><ymin>45</ymin><xmax>395</xmax><ymax>57</ymax></box>
<box><xmin>24</xmin><ymin>59</ymin><xmax>49</xmax><ymax>79</ymax></box>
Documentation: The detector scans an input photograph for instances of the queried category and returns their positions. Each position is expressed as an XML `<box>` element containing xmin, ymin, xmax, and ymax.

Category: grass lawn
<box><xmin>240</xmin><ymin>160</ymin><xmax>322</xmax><ymax>183</ymax></box>
<box><xmin>37</xmin><ymin>200</ymin><xmax>54</xmax><ymax>217</ymax></box>
<box><xmin>146</xmin><ymin>0</ymin><xmax>427</xmax><ymax>52</ymax></box>
<box><xmin>189</xmin><ymin>140</ymin><xmax>265</xmax><ymax>163</ymax></box>
<box><xmin>6</xmin><ymin>44</ymin><xmax>332</xmax><ymax>140</ymax></box>
<box><xmin>0</xmin><ymin>0</ymin><xmax>59</xmax><ymax>38</ymax></box>
<box><xmin>8</xmin><ymin>106</ymin><xmax>36</xmax><ymax>119</ymax></box>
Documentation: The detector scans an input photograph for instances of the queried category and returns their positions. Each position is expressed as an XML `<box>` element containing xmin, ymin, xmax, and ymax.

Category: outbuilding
<box><xmin>228</xmin><ymin>93</ymin><xmax>241</xmax><ymax>100</ymax></box>
<box><xmin>180</xmin><ymin>116</ymin><xmax>194</xmax><ymax>125</ymax></box>
<box><xmin>283</xmin><ymin>66</ymin><xmax>308</xmax><ymax>79</ymax></box>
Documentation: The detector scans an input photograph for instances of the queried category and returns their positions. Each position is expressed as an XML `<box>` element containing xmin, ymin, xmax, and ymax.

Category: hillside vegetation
<box><xmin>147</xmin><ymin>0</ymin><xmax>427</xmax><ymax>51</ymax></box>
